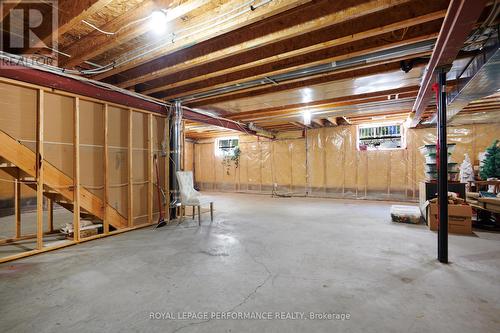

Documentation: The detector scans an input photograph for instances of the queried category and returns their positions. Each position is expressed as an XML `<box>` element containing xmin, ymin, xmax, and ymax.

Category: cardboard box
<box><xmin>428</xmin><ymin>203</ymin><xmax>472</xmax><ymax>234</ymax></box>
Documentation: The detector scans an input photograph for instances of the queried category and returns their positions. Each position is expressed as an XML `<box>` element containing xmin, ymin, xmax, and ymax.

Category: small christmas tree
<box><xmin>479</xmin><ymin>139</ymin><xmax>500</xmax><ymax>180</ymax></box>
<box><xmin>459</xmin><ymin>153</ymin><xmax>474</xmax><ymax>188</ymax></box>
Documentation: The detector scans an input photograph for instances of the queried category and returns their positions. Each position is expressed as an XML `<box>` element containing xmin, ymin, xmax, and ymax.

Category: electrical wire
<box><xmin>82</xmin><ymin>20</ymin><xmax>115</xmax><ymax>35</ymax></box>
<box><xmin>82</xmin><ymin>14</ymin><xmax>152</xmax><ymax>36</ymax></box>
<box><xmin>35</xmin><ymin>0</ymin><xmax>272</xmax><ymax>77</ymax></box>
<box><xmin>79</xmin><ymin>0</ymin><xmax>272</xmax><ymax>76</ymax></box>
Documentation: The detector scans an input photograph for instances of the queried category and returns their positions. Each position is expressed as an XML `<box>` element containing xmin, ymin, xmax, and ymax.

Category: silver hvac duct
<box><xmin>446</xmin><ymin>33</ymin><xmax>500</xmax><ymax>120</ymax></box>
<box><xmin>424</xmin><ymin>29</ymin><xmax>500</xmax><ymax>124</ymax></box>
<box><xmin>176</xmin><ymin>39</ymin><xmax>436</xmax><ymax>102</ymax></box>
<box><xmin>168</xmin><ymin>100</ymin><xmax>183</xmax><ymax>220</ymax></box>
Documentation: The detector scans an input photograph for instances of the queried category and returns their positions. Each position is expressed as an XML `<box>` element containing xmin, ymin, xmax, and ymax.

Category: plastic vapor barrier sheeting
<box><xmin>193</xmin><ymin>122</ymin><xmax>499</xmax><ymax>201</ymax></box>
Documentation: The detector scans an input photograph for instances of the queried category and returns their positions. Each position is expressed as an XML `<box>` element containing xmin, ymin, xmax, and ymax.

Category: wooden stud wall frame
<box><xmin>0</xmin><ymin>77</ymin><xmax>169</xmax><ymax>264</ymax></box>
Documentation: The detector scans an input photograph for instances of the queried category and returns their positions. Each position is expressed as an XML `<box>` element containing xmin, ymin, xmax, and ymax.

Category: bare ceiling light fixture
<box><xmin>303</xmin><ymin>109</ymin><xmax>312</xmax><ymax>126</ymax></box>
<box><xmin>149</xmin><ymin>10</ymin><xmax>168</xmax><ymax>35</ymax></box>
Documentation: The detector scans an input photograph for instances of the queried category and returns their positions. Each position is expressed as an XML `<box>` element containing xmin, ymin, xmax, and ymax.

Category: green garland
<box><xmin>222</xmin><ymin>147</ymin><xmax>241</xmax><ymax>175</ymax></box>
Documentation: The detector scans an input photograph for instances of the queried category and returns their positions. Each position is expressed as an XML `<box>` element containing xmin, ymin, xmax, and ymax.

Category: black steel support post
<box><xmin>437</xmin><ymin>68</ymin><xmax>448</xmax><ymax>263</ymax></box>
<box><xmin>168</xmin><ymin>101</ymin><xmax>182</xmax><ymax>220</ymax></box>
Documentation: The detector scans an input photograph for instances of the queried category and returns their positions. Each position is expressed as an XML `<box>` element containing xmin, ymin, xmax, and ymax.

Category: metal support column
<box><xmin>437</xmin><ymin>68</ymin><xmax>448</xmax><ymax>263</ymax></box>
<box><xmin>169</xmin><ymin>101</ymin><xmax>182</xmax><ymax>220</ymax></box>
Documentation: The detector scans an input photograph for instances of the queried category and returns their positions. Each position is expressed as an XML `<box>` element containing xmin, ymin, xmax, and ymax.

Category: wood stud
<box><xmin>36</xmin><ymin>89</ymin><xmax>44</xmax><ymax>250</ymax></box>
<box><xmin>74</xmin><ymin>97</ymin><xmax>81</xmax><ymax>242</ymax></box>
<box><xmin>128</xmin><ymin>109</ymin><xmax>133</xmax><ymax>227</ymax></box>
<box><xmin>104</xmin><ymin>104</ymin><xmax>110</xmax><ymax>234</ymax></box>
<box><xmin>148</xmin><ymin>114</ymin><xmax>153</xmax><ymax>225</ymax></box>
<box><xmin>14</xmin><ymin>176</ymin><xmax>21</xmax><ymax>238</ymax></box>
<box><xmin>0</xmin><ymin>78</ymin><xmax>166</xmax><ymax>264</ymax></box>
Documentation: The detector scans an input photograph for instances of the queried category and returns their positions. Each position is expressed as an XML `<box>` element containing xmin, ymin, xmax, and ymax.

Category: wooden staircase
<box><xmin>0</xmin><ymin>129</ymin><xmax>128</xmax><ymax>229</ymax></box>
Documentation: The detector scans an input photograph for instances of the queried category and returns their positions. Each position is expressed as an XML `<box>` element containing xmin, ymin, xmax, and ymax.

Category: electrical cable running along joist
<box><xmin>35</xmin><ymin>0</ymin><xmax>274</xmax><ymax>76</ymax></box>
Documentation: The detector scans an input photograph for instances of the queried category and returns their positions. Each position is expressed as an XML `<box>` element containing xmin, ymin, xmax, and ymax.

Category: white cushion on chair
<box><xmin>176</xmin><ymin>171</ymin><xmax>213</xmax><ymax>206</ymax></box>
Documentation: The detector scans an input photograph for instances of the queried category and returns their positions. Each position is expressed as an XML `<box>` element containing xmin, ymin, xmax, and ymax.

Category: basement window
<box><xmin>357</xmin><ymin>123</ymin><xmax>404</xmax><ymax>151</ymax></box>
<box><xmin>216</xmin><ymin>137</ymin><xmax>239</xmax><ymax>156</ymax></box>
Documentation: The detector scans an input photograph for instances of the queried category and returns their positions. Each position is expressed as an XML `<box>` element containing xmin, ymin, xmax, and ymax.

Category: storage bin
<box><xmin>424</xmin><ymin>154</ymin><xmax>452</xmax><ymax>164</ymax></box>
<box><xmin>419</xmin><ymin>143</ymin><xmax>456</xmax><ymax>155</ymax></box>
<box><xmin>425</xmin><ymin>171</ymin><xmax>459</xmax><ymax>181</ymax></box>
<box><xmin>424</xmin><ymin>162</ymin><xmax>458</xmax><ymax>173</ymax></box>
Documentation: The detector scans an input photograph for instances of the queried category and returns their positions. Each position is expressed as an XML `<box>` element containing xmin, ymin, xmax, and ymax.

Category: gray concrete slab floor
<box><xmin>1</xmin><ymin>193</ymin><xmax>499</xmax><ymax>333</ymax></box>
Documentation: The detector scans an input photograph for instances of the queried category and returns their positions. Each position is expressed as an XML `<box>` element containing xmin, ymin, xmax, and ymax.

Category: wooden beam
<box><xmin>14</xmin><ymin>172</ymin><xmax>21</xmax><ymax>238</ymax></box>
<box><xmin>228</xmin><ymin>86</ymin><xmax>419</xmax><ymax>121</ymax></box>
<box><xmin>73</xmin><ymin>97</ymin><xmax>81</xmax><ymax>241</ymax></box>
<box><xmin>188</xmin><ymin>59</ymin><xmax>426</xmax><ymax>108</ymax></box>
<box><xmin>326</xmin><ymin>117</ymin><xmax>338</xmax><ymax>126</ymax></box>
<box><xmin>36</xmin><ymin>89</ymin><xmax>44</xmax><ymax>250</ymax></box>
<box><xmin>114</xmin><ymin>0</ymin><xmax>420</xmax><ymax>89</ymax></box>
<box><xmin>61</xmin><ymin>0</ymin><xmax>205</xmax><ymax>68</ymax></box>
<box><xmin>156</xmin><ymin>30</ymin><xmax>438</xmax><ymax>100</ymax></box>
<box><xmin>312</xmin><ymin>119</ymin><xmax>325</xmax><ymax>127</ymax></box>
<box><xmin>103</xmin><ymin>103</ymin><xmax>109</xmax><ymax>234</ymax></box>
<box><xmin>92</xmin><ymin>0</ymin><xmax>312</xmax><ymax>80</ymax></box>
<box><xmin>240</xmin><ymin>97</ymin><xmax>417</xmax><ymax>123</ymax></box>
<box><xmin>128</xmin><ymin>109</ymin><xmax>133</xmax><ymax>227</ymax></box>
<box><xmin>26</xmin><ymin>0</ymin><xmax>115</xmax><ymax>53</ymax></box>
<box><xmin>48</xmin><ymin>199</ymin><xmax>54</xmax><ymax>233</ymax></box>
<box><xmin>148</xmin><ymin>113</ymin><xmax>153</xmax><ymax>225</ymax></box>
<box><xmin>56</xmin><ymin>0</ymin><xmax>115</xmax><ymax>37</ymax></box>
<box><xmin>141</xmin><ymin>9</ymin><xmax>445</xmax><ymax>96</ymax></box>
<box><xmin>289</xmin><ymin>121</ymin><xmax>306</xmax><ymax>129</ymax></box>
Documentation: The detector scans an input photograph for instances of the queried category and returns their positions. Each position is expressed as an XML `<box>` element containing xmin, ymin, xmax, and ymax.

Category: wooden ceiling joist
<box><xmin>186</xmin><ymin>58</ymin><xmax>426</xmax><ymax>108</ymax></box>
<box><xmin>139</xmin><ymin>6</ymin><xmax>447</xmax><ymax>96</ymax></box>
<box><xmin>57</xmin><ymin>0</ymin><xmax>117</xmax><ymax>39</ymax></box>
<box><xmin>228</xmin><ymin>94</ymin><xmax>418</xmax><ymax>123</ymax></box>
<box><xmin>91</xmin><ymin>0</ymin><xmax>312</xmax><ymax>80</ymax></box>
<box><xmin>326</xmin><ymin>117</ymin><xmax>338</xmax><ymax>126</ymax></box>
<box><xmin>289</xmin><ymin>122</ymin><xmax>307</xmax><ymax>129</ymax></box>
<box><xmin>226</xmin><ymin>86</ymin><xmax>420</xmax><ymax>121</ymax></box>
<box><xmin>114</xmin><ymin>0</ymin><xmax>432</xmax><ymax>90</ymax></box>
<box><xmin>60</xmin><ymin>0</ymin><xmax>194</xmax><ymax>67</ymax></box>
<box><xmin>22</xmin><ymin>0</ymin><xmax>116</xmax><ymax>53</ymax></box>
<box><xmin>161</xmin><ymin>31</ymin><xmax>436</xmax><ymax>102</ymax></box>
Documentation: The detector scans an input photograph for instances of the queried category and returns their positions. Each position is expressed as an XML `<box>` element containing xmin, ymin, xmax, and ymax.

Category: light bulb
<box><xmin>303</xmin><ymin>110</ymin><xmax>311</xmax><ymax>126</ymax></box>
<box><xmin>149</xmin><ymin>10</ymin><xmax>167</xmax><ymax>34</ymax></box>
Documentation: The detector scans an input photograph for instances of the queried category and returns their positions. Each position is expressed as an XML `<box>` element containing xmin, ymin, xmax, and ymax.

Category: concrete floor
<box><xmin>1</xmin><ymin>193</ymin><xmax>499</xmax><ymax>333</ymax></box>
<box><xmin>0</xmin><ymin>207</ymin><xmax>77</xmax><ymax>258</ymax></box>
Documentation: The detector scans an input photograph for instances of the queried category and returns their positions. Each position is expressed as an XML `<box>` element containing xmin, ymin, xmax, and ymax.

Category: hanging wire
<box><xmin>82</xmin><ymin>14</ymin><xmax>152</xmax><ymax>36</ymax></box>
<box><xmin>36</xmin><ymin>0</ymin><xmax>272</xmax><ymax>76</ymax></box>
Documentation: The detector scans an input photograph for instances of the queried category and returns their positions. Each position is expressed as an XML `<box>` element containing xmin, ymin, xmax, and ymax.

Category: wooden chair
<box><xmin>176</xmin><ymin>171</ymin><xmax>213</xmax><ymax>225</ymax></box>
